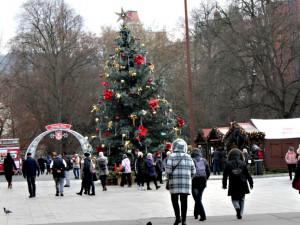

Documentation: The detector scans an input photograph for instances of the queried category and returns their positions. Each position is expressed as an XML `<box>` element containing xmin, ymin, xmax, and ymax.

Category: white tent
<box><xmin>251</xmin><ymin>118</ymin><xmax>300</xmax><ymax>139</ymax></box>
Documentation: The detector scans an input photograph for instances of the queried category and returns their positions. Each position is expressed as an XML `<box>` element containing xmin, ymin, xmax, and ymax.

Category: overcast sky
<box><xmin>0</xmin><ymin>0</ymin><xmax>227</xmax><ymax>52</ymax></box>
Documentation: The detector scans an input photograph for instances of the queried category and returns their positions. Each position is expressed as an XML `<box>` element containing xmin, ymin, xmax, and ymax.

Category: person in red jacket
<box><xmin>285</xmin><ymin>147</ymin><xmax>298</xmax><ymax>180</ymax></box>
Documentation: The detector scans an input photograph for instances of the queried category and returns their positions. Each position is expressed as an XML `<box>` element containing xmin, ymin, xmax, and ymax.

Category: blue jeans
<box><xmin>213</xmin><ymin>160</ymin><xmax>220</xmax><ymax>175</ymax></box>
<box><xmin>73</xmin><ymin>168</ymin><xmax>79</xmax><ymax>179</ymax></box>
<box><xmin>54</xmin><ymin>177</ymin><xmax>64</xmax><ymax>194</ymax></box>
<box><xmin>192</xmin><ymin>187</ymin><xmax>206</xmax><ymax>218</ymax></box>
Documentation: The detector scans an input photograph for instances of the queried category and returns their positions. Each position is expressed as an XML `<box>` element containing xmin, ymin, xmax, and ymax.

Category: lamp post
<box><xmin>184</xmin><ymin>0</ymin><xmax>196</xmax><ymax>146</ymax></box>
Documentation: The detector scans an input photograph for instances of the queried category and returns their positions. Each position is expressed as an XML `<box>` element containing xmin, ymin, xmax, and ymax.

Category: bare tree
<box><xmin>5</xmin><ymin>0</ymin><xmax>101</xmax><ymax>151</ymax></box>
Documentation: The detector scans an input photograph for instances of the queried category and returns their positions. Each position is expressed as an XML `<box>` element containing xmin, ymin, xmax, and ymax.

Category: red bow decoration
<box><xmin>104</xmin><ymin>132</ymin><xmax>111</xmax><ymax>137</ymax></box>
<box><xmin>134</xmin><ymin>54</ymin><xmax>146</xmax><ymax>66</ymax></box>
<box><xmin>104</xmin><ymin>89</ymin><xmax>114</xmax><ymax>100</ymax></box>
<box><xmin>138</xmin><ymin>126</ymin><xmax>148</xmax><ymax>136</ymax></box>
<box><xmin>101</xmin><ymin>81</ymin><xmax>109</xmax><ymax>87</ymax></box>
<box><xmin>96</xmin><ymin>146</ymin><xmax>106</xmax><ymax>153</ymax></box>
<box><xmin>148</xmin><ymin>98</ymin><xmax>159</xmax><ymax>110</ymax></box>
<box><xmin>177</xmin><ymin>117</ymin><xmax>184</xmax><ymax>127</ymax></box>
<box><xmin>165</xmin><ymin>143</ymin><xmax>171</xmax><ymax>150</ymax></box>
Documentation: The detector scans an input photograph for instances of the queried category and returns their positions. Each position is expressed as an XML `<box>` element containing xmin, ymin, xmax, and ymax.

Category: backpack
<box><xmin>99</xmin><ymin>161</ymin><xmax>106</xmax><ymax>170</ymax></box>
<box><xmin>194</xmin><ymin>159</ymin><xmax>206</xmax><ymax>178</ymax></box>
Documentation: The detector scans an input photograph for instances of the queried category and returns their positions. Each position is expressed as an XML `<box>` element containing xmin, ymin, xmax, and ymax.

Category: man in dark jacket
<box><xmin>62</xmin><ymin>152</ymin><xmax>71</xmax><ymax>187</ymax></box>
<box><xmin>154</xmin><ymin>152</ymin><xmax>164</xmax><ymax>184</ymax></box>
<box><xmin>50</xmin><ymin>152</ymin><xmax>66</xmax><ymax>196</ymax></box>
<box><xmin>37</xmin><ymin>156</ymin><xmax>45</xmax><ymax>175</ymax></box>
<box><xmin>222</xmin><ymin>148</ymin><xmax>253</xmax><ymax>220</ymax></box>
<box><xmin>135</xmin><ymin>152</ymin><xmax>146</xmax><ymax>190</ymax></box>
<box><xmin>212</xmin><ymin>147</ymin><xmax>221</xmax><ymax>175</ymax></box>
<box><xmin>4</xmin><ymin>153</ymin><xmax>17</xmax><ymax>188</ymax></box>
<box><xmin>22</xmin><ymin>152</ymin><xmax>40</xmax><ymax>198</ymax></box>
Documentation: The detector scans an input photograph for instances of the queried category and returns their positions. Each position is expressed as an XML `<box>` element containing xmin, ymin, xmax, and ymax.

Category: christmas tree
<box><xmin>91</xmin><ymin>9</ymin><xmax>184</xmax><ymax>166</ymax></box>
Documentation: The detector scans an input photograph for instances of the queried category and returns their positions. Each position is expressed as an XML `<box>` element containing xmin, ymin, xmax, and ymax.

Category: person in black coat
<box><xmin>4</xmin><ymin>153</ymin><xmax>17</xmax><ymax>188</ymax></box>
<box><xmin>37</xmin><ymin>156</ymin><xmax>45</xmax><ymax>175</ymax></box>
<box><xmin>191</xmin><ymin>149</ymin><xmax>211</xmax><ymax>221</ymax></box>
<box><xmin>154</xmin><ymin>152</ymin><xmax>164</xmax><ymax>184</ymax></box>
<box><xmin>222</xmin><ymin>148</ymin><xmax>253</xmax><ymax>220</ymax></box>
<box><xmin>22</xmin><ymin>152</ymin><xmax>40</xmax><ymax>198</ymax></box>
<box><xmin>50</xmin><ymin>152</ymin><xmax>66</xmax><ymax>196</ymax></box>
<box><xmin>135</xmin><ymin>152</ymin><xmax>146</xmax><ymax>190</ymax></box>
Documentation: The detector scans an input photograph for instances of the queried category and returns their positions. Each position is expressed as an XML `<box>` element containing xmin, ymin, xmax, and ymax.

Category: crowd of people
<box><xmin>3</xmin><ymin>140</ymin><xmax>300</xmax><ymax>225</ymax></box>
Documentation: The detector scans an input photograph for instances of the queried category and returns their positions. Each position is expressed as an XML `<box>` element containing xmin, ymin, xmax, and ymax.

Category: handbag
<box><xmin>93</xmin><ymin>172</ymin><xmax>98</xmax><ymax>181</ymax></box>
<box><xmin>293</xmin><ymin>178</ymin><xmax>300</xmax><ymax>190</ymax></box>
<box><xmin>166</xmin><ymin>154</ymin><xmax>185</xmax><ymax>190</ymax></box>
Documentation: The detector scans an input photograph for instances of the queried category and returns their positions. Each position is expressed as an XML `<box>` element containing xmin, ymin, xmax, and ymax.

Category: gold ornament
<box><xmin>131</xmin><ymin>36</ymin><xmax>135</xmax><ymax>39</ymax></box>
<box><xmin>169</xmin><ymin>109</ymin><xmax>173</xmax><ymax>112</ymax></box>
<box><xmin>152</xmin><ymin>111</ymin><xmax>157</xmax><ymax>116</ymax></box>
<box><xmin>104</xmin><ymin>116</ymin><xmax>108</xmax><ymax>120</ymax></box>
<box><xmin>125</xmin><ymin>26</ymin><xmax>129</xmax><ymax>30</ymax></box>
<box><xmin>91</xmin><ymin>136</ymin><xmax>97</xmax><ymax>139</ymax></box>
<box><xmin>125</xmin><ymin>141</ymin><xmax>131</xmax><ymax>149</ymax></box>
<box><xmin>122</xmin><ymin>133</ymin><xmax>126</xmax><ymax>138</ymax></box>
<box><xmin>105</xmin><ymin>73</ymin><xmax>110</xmax><ymax>79</ymax></box>
<box><xmin>108</xmin><ymin>121</ymin><xmax>113</xmax><ymax>130</ymax></box>
<box><xmin>121</xmin><ymin>66</ymin><xmax>126</xmax><ymax>70</ymax></box>
<box><xmin>141</xmin><ymin>44</ymin><xmax>145</xmax><ymax>47</ymax></box>
<box><xmin>130</xmin><ymin>114</ymin><xmax>138</xmax><ymax>126</ymax></box>
<box><xmin>142</xmin><ymin>110</ymin><xmax>147</xmax><ymax>115</ymax></box>
<box><xmin>113</xmin><ymin>61</ymin><xmax>119</xmax><ymax>68</ymax></box>
<box><xmin>85</xmin><ymin>144</ymin><xmax>90</xmax><ymax>148</ymax></box>
<box><xmin>116</xmin><ymin>36</ymin><xmax>120</xmax><ymax>40</ymax></box>
<box><xmin>137</xmin><ymin>87</ymin><xmax>142</xmax><ymax>95</ymax></box>
<box><xmin>101</xmin><ymin>144</ymin><xmax>105</xmax><ymax>148</ymax></box>
<box><xmin>116</xmin><ymin>93</ymin><xmax>121</xmax><ymax>99</ymax></box>
<box><xmin>149</xmin><ymin>64</ymin><xmax>155</xmax><ymax>72</ymax></box>
<box><xmin>173</xmin><ymin>127</ymin><xmax>179</xmax><ymax>132</ymax></box>
<box><xmin>121</xmin><ymin>79</ymin><xmax>125</xmax><ymax>83</ymax></box>
<box><xmin>159</xmin><ymin>99</ymin><xmax>169</xmax><ymax>104</ymax></box>
<box><xmin>132</xmin><ymin>72</ymin><xmax>137</xmax><ymax>76</ymax></box>
<box><xmin>91</xmin><ymin>105</ymin><xmax>100</xmax><ymax>113</ymax></box>
<box><xmin>85</xmin><ymin>136</ymin><xmax>89</xmax><ymax>140</ymax></box>
<box><xmin>115</xmin><ymin>47</ymin><xmax>121</xmax><ymax>53</ymax></box>
<box><xmin>145</xmin><ymin>85</ymin><xmax>150</xmax><ymax>89</ymax></box>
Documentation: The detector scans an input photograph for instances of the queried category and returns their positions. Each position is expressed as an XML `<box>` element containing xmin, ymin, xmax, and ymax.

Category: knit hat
<box><xmin>243</xmin><ymin>149</ymin><xmax>248</xmax><ymax>153</ymax></box>
<box><xmin>122</xmin><ymin>154</ymin><xmax>127</xmax><ymax>159</ymax></box>
<box><xmin>289</xmin><ymin>146</ymin><xmax>294</xmax><ymax>151</ymax></box>
<box><xmin>84</xmin><ymin>152</ymin><xmax>90</xmax><ymax>157</ymax></box>
<box><xmin>147</xmin><ymin>153</ymin><xmax>152</xmax><ymax>158</ymax></box>
<box><xmin>138</xmin><ymin>152</ymin><xmax>142</xmax><ymax>157</ymax></box>
<box><xmin>156</xmin><ymin>152</ymin><xmax>160</xmax><ymax>156</ymax></box>
<box><xmin>99</xmin><ymin>152</ymin><xmax>103</xmax><ymax>157</ymax></box>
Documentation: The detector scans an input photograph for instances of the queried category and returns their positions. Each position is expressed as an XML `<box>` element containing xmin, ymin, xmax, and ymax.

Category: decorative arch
<box><xmin>25</xmin><ymin>125</ymin><xmax>93</xmax><ymax>158</ymax></box>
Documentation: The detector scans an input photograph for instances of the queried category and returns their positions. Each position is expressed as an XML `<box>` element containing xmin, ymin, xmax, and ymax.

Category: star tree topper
<box><xmin>115</xmin><ymin>7</ymin><xmax>133</xmax><ymax>22</ymax></box>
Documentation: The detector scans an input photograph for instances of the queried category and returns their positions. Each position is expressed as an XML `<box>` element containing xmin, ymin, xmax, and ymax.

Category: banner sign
<box><xmin>46</xmin><ymin>124</ymin><xmax>71</xmax><ymax>130</ymax></box>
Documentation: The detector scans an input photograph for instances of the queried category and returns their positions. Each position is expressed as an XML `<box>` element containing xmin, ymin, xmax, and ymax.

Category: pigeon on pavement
<box><xmin>3</xmin><ymin>207</ymin><xmax>12</xmax><ymax>214</ymax></box>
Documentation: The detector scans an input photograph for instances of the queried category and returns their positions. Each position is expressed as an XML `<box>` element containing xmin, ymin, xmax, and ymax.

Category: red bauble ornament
<box><xmin>114</xmin><ymin>46</ymin><xmax>117</xmax><ymax>49</ymax></box>
<box><xmin>121</xmin><ymin>53</ymin><xmax>126</xmax><ymax>58</ymax></box>
<box><xmin>99</xmin><ymin>74</ymin><xmax>103</xmax><ymax>77</ymax></box>
<box><xmin>135</xmin><ymin>136</ymin><xmax>139</xmax><ymax>140</ymax></box>
<box><xmin>148</xmin><ymin>78</ymin><xmax>152</xmax><ymax>83</ymax></box>
<box><xmin>96</xmin><ymin>128</ymin><xmax>99</xmax><ymax>132</ymax></box>
<box><xmin>115</xmin><ymin>116</ymin><xmax>119</xmax><ymax>120</ymax></box>
<box><xmin>149</xmin><ymin>62</ymin><xmax>152</xmax><ymax>65</ymax></box>
<box><xmin>98</xmin><ymin>100</ymin><xmax>101</xmax><ymax>104</ymax></box>
<box><xmin>131</xmin><ymin>91</ymin><xmax>135</xmax><ymax>95</ymax></box>
<box><xmin>137</xmin><ymin>37</ymin><xmax>141</xmax><ymax>40</ymax></box>
<box><xmin>179</xmin><ymin>124</ymin><xmax>182</xmax><ymax>127</ymax></box>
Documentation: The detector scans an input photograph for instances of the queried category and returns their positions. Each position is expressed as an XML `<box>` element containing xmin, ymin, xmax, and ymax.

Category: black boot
<box><xmin>174</xmin><ymin>217</ymin><xmax>181</xmax><ymax>225</ymax></box>
<box><xmin>182</xmin><ymin>218</ymin><xmax>187</xmax><ymax>225</ymax></box>
<box><xmin>236</xmin><ymin>208</ymin><xmax>242</xmax><ymax>219</ymax></box>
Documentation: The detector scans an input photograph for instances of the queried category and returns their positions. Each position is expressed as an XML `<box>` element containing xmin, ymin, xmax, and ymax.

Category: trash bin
<box><xmin>254</xmin><ymin>159</ymin><xmax>264</xmax><ymax>175</ymax></box>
